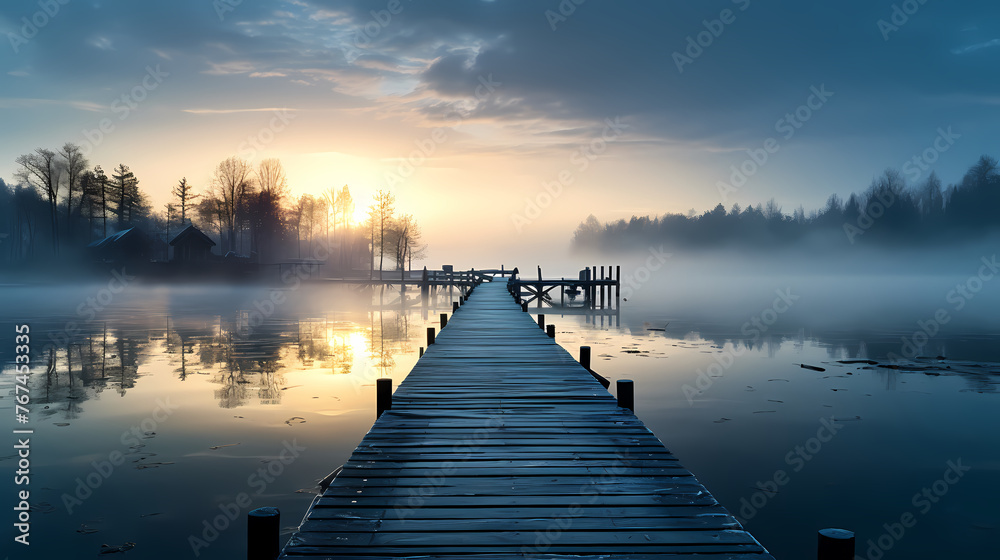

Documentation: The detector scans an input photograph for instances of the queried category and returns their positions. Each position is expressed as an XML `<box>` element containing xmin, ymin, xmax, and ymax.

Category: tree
<box><xmin>212</xmin><ymin>157</ymin><xmax>253</xmax><ymax>252</ymax></box>
<box><xmin>370</xmin><ymin>189</ymin><xmax>395</xmax><ymax>278</ymax></box>
<box><xmin>59</xmin><ymin>143</ymin><xmax>88</xmax><ymax>231</ymax></box>
<box><xmin>15</xmin><ymin>148</ymin><xmax>63</xmax><ymax>254</ymax></box>
<box><xmin>110</xmin><ymin>164</ymin><xmax>141</xmax><ymax>229</ymax></box>
<box><xmin>389</xmin><ymin>214</ymin><xmax>425</xmax><ymax>271</ymax></box>
<box><xmin>249</xmin><ymin>159</ymin><xmax>288</xmax><ymax>262</ymax></box>
<box><xmin>172</xmin><ymin>177</ymin><xmax>199</xmax><ymax>226</ymax></box>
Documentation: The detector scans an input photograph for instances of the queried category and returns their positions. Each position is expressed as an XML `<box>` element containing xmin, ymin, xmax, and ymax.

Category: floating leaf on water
<box><xmin>285</xmin><ymin>416</ymin><xmax>306</xmax><ymax>425</ymax></box>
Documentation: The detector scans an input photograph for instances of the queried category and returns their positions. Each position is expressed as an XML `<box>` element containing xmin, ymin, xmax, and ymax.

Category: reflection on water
<box><xmin>0</xmin><ymin>282</ymin><xmax>997</xmax><ymax>560</ymax></box>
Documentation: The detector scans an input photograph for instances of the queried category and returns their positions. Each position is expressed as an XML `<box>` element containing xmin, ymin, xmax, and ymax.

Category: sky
<box><xmin>2</xmin><ymin>0</ymin><xmax>999</xmax><ymax>263</ymax></box>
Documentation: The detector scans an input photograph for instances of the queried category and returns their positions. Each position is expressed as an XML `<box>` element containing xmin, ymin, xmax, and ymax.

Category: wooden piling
<box><xmin>818</xmin><ymin>528</ymin><xmax>854</xmax><ymax>560</ymax></box>
<box><xmin>617</xmin><ymin>379</ymin><xmax>635</xmax><ymax>411</ymax></box>
<box><xmin>537</xmin><ymin>314</ymin><xmax>545</xmax><ymax>330</ymax></box>
<box><xmin>376</xmin><ymin>378</ymin><xmax>392</xmax><ymax>418</ymax></box>
<box><xmin>580</xmin><ymin>346</ymin><xmax>591</xmax><ymax>370</ymax></box>
<box><xmin>426</xmin><ymin>327</ymin><xmax>435</xmax><ymax>346</ymax></box>
<box><xmin>247</xmin><ymin>507</ymin><xmax>280</xmax><ymax>560</ymax></box>
<box><xmin>616</xmin><ymin>265</ymin><xmax>621</xmax><ymax>304</ymax></box>
<box><xmin>546</xmin><ymin>324</ymin><xmax>555</xmax><ymax>338</ymax></box>
<box><xmin>419</xmin><ymin>346</ymin><xmax>424</xmax><ymax>357</ymax></box>
<box><xmin>453</xmin><ymin>301</ymin><xmax>459</xmax><ymax>312</ymax></box>
<box><xmin>600</xmin><ymin>265</ymin><xmax>605</xmax><ymax>308</ymax></box>
<box><xmin>440</xmin><ymin>313</ymin><xmax>448</xmax><ymax>329</ymax></box>
<box><xmin>521</xmin><ymin>301</ymin><xmax>528</xmax><ymax>312</ymax></box>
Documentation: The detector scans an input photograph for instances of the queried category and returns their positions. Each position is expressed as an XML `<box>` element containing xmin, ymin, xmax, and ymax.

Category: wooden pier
<box><xmin>509</xmin><ymin>265</ymin><xmax>620</xmax><ymax>309</ymax></box>
<box><xmin>273</xmin><ymin>280</ymin><xmax>773</xmax><ymax>559</ymax></box>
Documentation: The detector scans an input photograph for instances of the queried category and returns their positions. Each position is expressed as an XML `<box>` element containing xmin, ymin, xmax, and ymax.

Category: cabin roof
<box><xmin>169</xmin><ymin>225</ymin><xmax>216</xmax><ymax>247</ymax></box>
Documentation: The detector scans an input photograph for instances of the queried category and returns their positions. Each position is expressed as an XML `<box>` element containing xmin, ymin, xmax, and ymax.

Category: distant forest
<box><xmin>572</xmin><ymin>156</ymin><xmax>1000</xmax><ymax>252</ymax></box>
<box><xmin>1</xmin><ymin>142</ymin><xmax>425</xmax><ymax>274</ymax></box>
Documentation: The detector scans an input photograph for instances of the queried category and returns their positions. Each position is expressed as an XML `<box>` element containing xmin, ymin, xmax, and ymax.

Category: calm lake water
<box><xmin>1</xmin><ymin>278</ymin><xmax>998</xmax><ymax>560</ymax></box>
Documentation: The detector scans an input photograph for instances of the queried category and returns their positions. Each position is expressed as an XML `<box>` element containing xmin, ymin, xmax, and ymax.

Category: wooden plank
<box><xmin>278</xmin><ymin>280</ymin><xmax>773</xmax><ymax>559</ymax></box>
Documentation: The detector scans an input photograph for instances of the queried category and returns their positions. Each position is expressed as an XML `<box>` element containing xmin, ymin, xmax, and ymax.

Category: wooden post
<box><xmin>419</xmin><ymin>346</ymin><xmax>424</xmax><ymax>357</ymax></box>
<box><xmin>617</xmin><ymin>379</ymin><xmax>634</xmax><ymax>411</ymax></box>
<box><xmin>580</xmin><ymin>346</ymin><xmax>591</xmax><ymax>371</ymax></box>
<box><xmin>615</xmin><ymin>265</ymin><xmax>621</xmax><ymax>305</ymax></box>
<box><xmin>453</xmin><ymin>301</ymin><xmax>459</xmax><ymax>312</ymax></box>
<box><xmin>521</xmin><ymin>301</ymin><xmax>528</xmax><ymax>312</ymax></box>
<box><xmin>600</xmin><ymin>266</ymin><xmax>605</xmax><ymax>308</ymax></box>
<box><xmin>546</xmin><ymin>324</ymin><xmax>555</xmax><ymax>338</ymax></box>
<box><xmin>591</xmin><ymin>266</ymin><xmax>597</xmax><ymax>309</ymax></box>
<box><xmin>247</xmin><ymin>507</ymin><xmax>280</xmax><ymax>560</ymax></box>
<box><xmin>818</xmin><ymin>528</ymin><xmax>854</xmax><ymax>560</ymax></box>
<box><xmin>376</xmin><ymin>378</ymin><xmax>392</xmax><ymax>418</ymax></box>
<box><xmin>440</xmin><ymin>313</ymin><xmax>448</xmax><ymax>329</ymax></box>
<box><xmin>537</xmin><ymin>314</ymin><xmax>545</xmax><ymax>330</ymax></box>
<box><xmin>426</xmin><ymin>327</ymin><xmax>435</xmax><ymax>346</ymax></box>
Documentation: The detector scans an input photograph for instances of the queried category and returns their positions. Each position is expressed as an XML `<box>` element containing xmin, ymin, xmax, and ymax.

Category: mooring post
<box><xmin>817</xmin><ymin>528</ymin><xmax>855</xmax><ymax>560</ymax></box>
<box><xmin>427</xmin><ymin>327</ymin><xmax>435</xmax><ymax>346</ymax></box>
<box><xmin>591</xmin><ymin>266</ymin><xmax>597</xmax><ymax>309</ymax></box>
<box><xmin>376</xmin><ymin>378</ymin><xmax>392</xmax><ymax>418</ymax></box>
<box><xmin>537</xmin><ymin>314</ymin><xmax>545</xmax><ymax>330</ymax></box>
<box><xmin>453</xmin><ymin>301</ymin><xmax>459</xmax><ymax>312</ymax></box>
<box><xmin>580</xmin><ymin>346</ymin><xmax>591</xmax><ymax>370</ymax></box>
<box><xmin>617</xmin><ymin>379</ymin><xmax>635</xmax><ymax>411</ymax></box>
<box><xmin>616</xmin><ymin>265</ymin><xmax>621</xmax><ymax>305</ymax></box>
<box><xmin>440</xmin><ymin>313</ymin><xmax>448</xmax><ymax>329</ymax></box>
<box><xmin>247</xmin><ymin>507</ymin><xmax>280</xmax><ymax>560</ymax></box>
<box><xmin>419</xmin><ymin>346</ymin><xmax>424</xmax><ymax>357</ymax></box>
<box><xmin>521</xmin><ymin>301</ymin><xmax>528</xmax><ymax>312</ymax></box>
<box><xmin>546</xmin><ymin>324</ymin><xmax>555</xmax><ymax>338</ymax></box>
<box><xmin>600</xmin><ymin>265</ymin><xmax>605</xmax><ymax>308</ymax></box>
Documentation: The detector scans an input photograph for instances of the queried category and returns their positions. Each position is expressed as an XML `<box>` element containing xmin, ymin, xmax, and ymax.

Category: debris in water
<box><xmin>798</xmin><ymin>364</ymin><xmax>826</xmax><ymax>372</ymax></box>
<box><xmin>833</xmin><ymin>416</ymin><xmax>862</xmax><ymax>421</ymax></box>
<box><xmin>285</xmin><ymin>416</ymin><xmax>306</xmax><ymax>425</ymax></box>
<box><xmin>837</xmin><ymin>360</ymin><xmax>878</xmax><ymax>365</ymax></box>
<box><xmin>54</xmin><ymin>423</ymin><xmax>70</xmax><ymax>427</ymax></box>
<box><xmin>281</xmin><ymin>385</ymin><xmax>302</xmax><ymax>390</ymax></box>
<box><xmin>76</xmin><ymin>524</ymin><xmax>98</xmax><ymax>534</ymax></box>
<box><xmin>713</xmin><ymin>418</ymin><xmax>731</xmax><ymax>424</ymax></box>
<box><xmin>209</xmin><ymin>443</ymin><xmax>240</xmax><ymax>450</ymax></box>
<box><xmin>753</xmin><ymin>410</ymin><xmax>776</xmax><ymax>414</ymax></box>
<box><xmin>135</xmin><ymin>462</ymin><xmax>174</xmax><ymax>470</ymax></box>
<box><xmin>99</xmin><ymin>542</ymin><xmax>136</xmax><ymax>554</ymax></box>
<box><xmin>139</xmin><ymin>512</ymin><xmax>162</xmax><ymax>518</ymax></box>
<box><xmin>768</xmin><ymin>400</ymin><xmax>784</xmax><ymax>403</ymax></box>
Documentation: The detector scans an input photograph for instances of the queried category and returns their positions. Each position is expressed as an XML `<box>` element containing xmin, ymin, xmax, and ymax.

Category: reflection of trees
<box><xmin>31</xmin><ymin>323</ymin><xmax>149</xmax><ymax>420</ymax></box>
<box><xmin>209</xmin><ymin>324</ymin><xmax>285</xmax><ymax>409</ymax></box>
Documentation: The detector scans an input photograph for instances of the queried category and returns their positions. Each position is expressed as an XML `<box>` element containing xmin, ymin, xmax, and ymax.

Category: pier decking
<box><xmin>279</xmin><ymin>280</ymin><xmax>773</xmax><ymax>559</ymax></box>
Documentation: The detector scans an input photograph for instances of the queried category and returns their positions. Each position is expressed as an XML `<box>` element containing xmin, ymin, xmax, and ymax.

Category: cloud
<box><xmin>181</xmin><ymin>107</ymin><xmax>297</xmax><ymax>114</ymax></box>
<box><xmin>952</xmin><ymin>39</ymin><xmax>1000</xmax><ymax>55</ymax></box>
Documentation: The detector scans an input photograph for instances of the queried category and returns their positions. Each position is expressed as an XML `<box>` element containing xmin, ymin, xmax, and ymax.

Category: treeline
<box><xmin>573</xmin><ymin>156</ymin><xmax>1000</xmax><ymax>252</ymax></box>
<box><xmin>1</xmin><ymin>143</ymin><xmax>426</xmax><ymax>274</ymax></box>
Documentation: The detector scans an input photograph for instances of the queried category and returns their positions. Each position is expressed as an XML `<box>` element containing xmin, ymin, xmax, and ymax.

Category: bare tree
<box><xmin>371</xmin><ymin>189</ymin><xmax>395</xmax><ymax>278</ymax></box>
<box><xmin>59</xmin><ymin>143</ymin><xmax>88</xmax><ymax>231</ymax></box>
<box><xmin>15</xmin><ymin>148</ymin><xmax>63</xmax><ymax>254</ymax></box>
<box><xmin>212</xmin><ymin>157</ymin><xmax>253</xmax><ymax>252</ymax></box>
